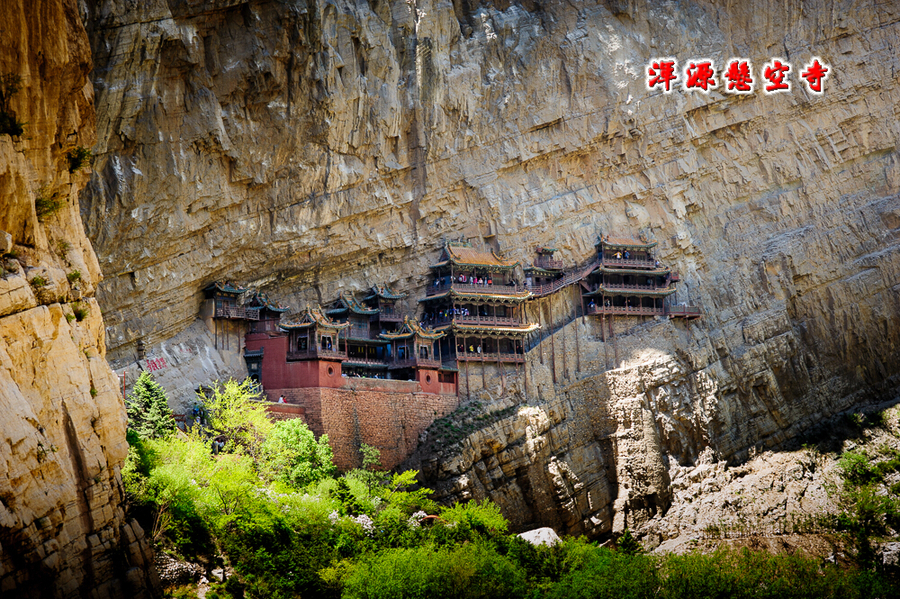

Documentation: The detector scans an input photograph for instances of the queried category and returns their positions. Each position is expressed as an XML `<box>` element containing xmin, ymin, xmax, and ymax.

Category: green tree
<box><xmin>199</xmin><ymin>378</ymin><xmax>272</xmax><ymax>457</ymax></box>
<box><xmin>126</xmin><ymin>371</ymin><xmax>176</xmax><ymax>439</ymax></box>
<box><xmin>617</xmin><ymin>528</ymin><xmax>644</xmax><ymax>555</ymax></box>
<box><xmin>259</xmin><ymin>418</ymin><xmax>336</xmax><ymax>488</ymax></box>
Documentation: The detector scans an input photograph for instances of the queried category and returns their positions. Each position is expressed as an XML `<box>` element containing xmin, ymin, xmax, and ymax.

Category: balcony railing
<box><xmin>426</xmin><ymin>282</ymin><xmax>522</xmax><ymax>296</ymax></box>
<box><xmin>456</xmin><ymin>351</ymin><xmax>524</xmax><ymax>363</ymax></box>
<box><xmin>667</xmin><ymin>305</ymin><xmax>702</xmax><ymax>318</ymax></box>
<box><xmin>534</xmin><ymin>257</ymin><xmax>565</xmax><ymax>270</ymax></box>
<box><xmin>592</xmin><ymin>283</ymin><xmax>674</xmax><ymax>293</ymax></box>
<box><xmin>585</xmin><ymin>305</ymin><xmax>666</xmax><ymax>316</ymax></box>
<box><xmin>287</xmin><ymin>348</ymin><xmax>347</xmax><ymax>361</ymax></box>
<box><xmin>347</xmin><ymin>324</ymin><xmax>372</xmax><ymax>339</ymax></box>
<box><xmin>344</xmin><ymin>356</ymin><xmax>389</xmax><ymax>366</ymax></box>
<box><xmin>379</xmin><ymin>307</ymin><xmax>403</xmax><ymax>322</ymax></box>
<box><xmin>601</xmin><ymin>256</ymin><xmax>657</xmax><ymax>269</ymax></box>
<box><xmin>426</xmin><ymin>315</ymin><xmax>521</xmax><ymax>327</ymax></box>
<box><xmin>392</xmin><ymin>357</ymin><xmax>441</xmax><ymax>369</ymax></box>
<box><xmin>215</xmin><ymin>306</ymin><xmax>261</xmax><ymax>320</ymax></box>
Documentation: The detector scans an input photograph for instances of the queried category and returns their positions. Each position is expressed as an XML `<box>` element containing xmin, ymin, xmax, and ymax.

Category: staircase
<box><xmin>527</xmin><ymin>258</ymin><xmax>601</xmax><ymax>298</ymax></box>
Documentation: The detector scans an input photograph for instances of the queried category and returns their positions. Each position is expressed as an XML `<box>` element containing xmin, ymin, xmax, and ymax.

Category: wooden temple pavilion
<box><xmin>379</xmin><ymin>317</ymin><xmax>455</xmax><ymax>394</ymax></box>
<box><xmin>325</xmin><ymin>291</ymin><xmax>393</xmax><ymax>378</ymax></box>
<box><xmin>525</xmin><ymin>247</ymin><xmax>565</xmax><ymax>289</ymax></box>
<box><xmin>421</xmin><ymin>241</ymin><xmax>539</xmax><ymax>366</ymax></box>
<box><xmin>363</xmin><ymin>285</ymin><xmax>407</xmax><ymax>323</ymax></box>
<box><xmin>248</xmin><ymin>291</ymin><xmax>290</xmax><ymax>332</ymax></box>
<box><xmin>583</xmin><ymin>235</ymin><xmax>700</xmax><ymax>319</ymax></box>
<box><xmin>203</xmin><ymin>281</ymin><xmax>258</xmax><ymax>320</ymax></box>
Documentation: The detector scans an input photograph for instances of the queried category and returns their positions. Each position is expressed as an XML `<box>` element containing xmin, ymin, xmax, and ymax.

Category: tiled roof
<box><xmin>250</xmin><ymin>292</ymin><xmax>289</xmax><ymax>312</ymax></box>
<box><xmin>279</xmin><ymin>306</ymin><xmax>350</xmax><ymax>331</ymax></box>
<box><xmin>379</xmin><ymin>317</ymin><xmax>446</xmax><ymax>341</ymax></box>
<box><xmin>363</xmin><ymin>285</ymin><xmax>408</xmax><ymax>301</ymax></box>
<box><xmin>430</xmin><ymin>241</ymin><xmax>519</xmax><ymax>270</ymax></box>
<box><xmin>419</xmin><ymin>288</ymin><xmax>532</xmax><ymax>303</ymax></box>
<box><xmin>204</xmin><ymin>281</ymin><xmax>248</xmax><ymax>295</ymax></box>
<box><xmin>584</xmin><ymin>285</ymin><xmax>676</xmax><ymax>297</ymax></box>
<box><xmin>327</xmin><ymin>291</ymin><xmax>380</xmax><ymax>316</ymax></box>
<box><xmin>595</xmin><ymin>266</ymin><xmax>670</xmax><ymax>275</ymax></box>
<box><xmin>450</xmin><ymin>322</ymin><xmax>540</xmax><ymax>336</ymax></box>
<box><xmin>597</xmin><ymin>235</ymin><xmax>658</xmax><ymax>249</ymax></box>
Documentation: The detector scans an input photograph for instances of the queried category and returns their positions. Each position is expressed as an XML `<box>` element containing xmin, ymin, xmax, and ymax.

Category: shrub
<box><xmin>342</xmin><ymin>542</ymin><xmax>527</xmax><ymax>599</ymax></box>
<box><xmin>0</xmin><ymin>73</ymin><xmax>25</xmax><ymax>137</ymax></box>
<box><xmin>65</xmin><ymin>312</ymin><xmax>75</xmax><ymax>323</ymax></box>
<box><xmin>544</xmin><ymin>545</ymin><xmax>658</xmax><ymax>599</ymax></box>
<box><xmin>35</xmin><ymin>186</ymin><xmax>63</xmax><ymax>220</ymax></box>
<box><xmin>67</xmin><ymin>270</ymin><xmax>81</xmax><ymax>283</ymax></box>
<box><xmin>200</xmin><ymin>378</ymin><xmax>272</xmax><ymax>458</ymax></box>
<box><xmin>56</xmin><ymin>240</ymin><xmax>71</xmax><ymax>254</ymax></box>
<box><xmin>90</xmin><ymin>387</ymin><xmax>98</xmax><ymax>398</ymax></box>
<box><xmin>67</xmin><ymin>145</ymin><xmax>92</xmax><ymax>172</ymax></box>
<box><xmin>30</xmin><ymin>275</ymin><xmax>47</xmax><ymax>288</ymax></box>
<box><xmin>72</xmin><ymin>303</ymin><xmax>89</xmax><ymax>321</ymax></box>
<box><xmin>259</xmin><ymin>418</ymin><xmax>336</xmax><ymax>489</ymax></box>
<box><xmin>126</xmin><ymin>371</ymin><xmax>177</xmax><ymax>440</ymax></box>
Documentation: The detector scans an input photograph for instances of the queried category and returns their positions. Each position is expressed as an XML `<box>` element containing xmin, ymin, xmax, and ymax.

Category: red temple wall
<box><xmin>246</xmin><ymin>333</ymin><xmax>343</xmax><ymax>390</ymax></box>
<box><xmin>266</xmin><ymin>386</ymin><xmax>458</xmax><ymax>470</ymax></box>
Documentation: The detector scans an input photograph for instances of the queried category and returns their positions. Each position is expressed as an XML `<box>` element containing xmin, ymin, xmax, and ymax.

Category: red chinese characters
<box><xmin>145</xmin><ymin>357</ymin><xmax>167</xmax><ymax>372</ymax></box>
<box><xmin>723</xmin><ymin>59</ymin><xmax>754</xmax><ymax>93</ymax></box>
<box><xmin>762</xmin><ymin>58</ymin><xmax>791</xmax><ymax>93</ymax></box>
<box><xmin>800</xmin><ymin>57</ymin><xmax>829</xmax><ymax>94</ymax></box>
<box><xmin>646</xmin><ymin>56</ymin><xmax>831</xmax><ymax>96</ymax></box>
<box><xmin>684</xmin><ymin>60</ymin><xmax>717</xmax><ymax>92</ymax></box>
<box><xmin>647</xmin><ymin>58</ymin><xmax>678</xmax><ymax>92</ymax></box>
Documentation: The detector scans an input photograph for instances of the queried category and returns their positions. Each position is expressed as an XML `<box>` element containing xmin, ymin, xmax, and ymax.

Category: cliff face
<box><xmin>81</xmin><ymin>0</ymin><xmax>900</xmax><ymax>534</ymax></box>
<box><xmin>0</xmin><ymin>0</ymin><xmax>156</xmax><ymax>595</ymax></box>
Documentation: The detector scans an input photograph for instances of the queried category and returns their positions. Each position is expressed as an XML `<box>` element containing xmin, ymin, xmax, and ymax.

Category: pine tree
<box><xmin>126</xmin><ymin>371</ymin><xmax>176</xmax><ymax>439</ymax></box>
<box><xmin>617</xmin><ymin>528</ymin><xmax>644</xmax><ymax>555</ymax></box>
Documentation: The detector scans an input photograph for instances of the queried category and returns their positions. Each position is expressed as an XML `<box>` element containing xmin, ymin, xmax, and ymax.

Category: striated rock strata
<box><xmin>0</xmin><ymin>0</ymin><xmax>157</xmax><ymax>596</ymax></box>
<box><xmin>81</xmin><ymin>0</ymin><xmax>900</xmax><ymax>534</ymax></box>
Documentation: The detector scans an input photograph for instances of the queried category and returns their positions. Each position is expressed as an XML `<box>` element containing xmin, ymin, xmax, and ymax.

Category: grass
<box><xmin>72</xmin><ymin>303</ymin><xmax>89</xmax><ymax>322</ymax></box>
<box><xmin>0</xmin><ymin>73</ymin><xmax>25</xmax><ymax>137</ymax></box>
<box><xmin>56</xmin><ymin>240</ymin><xmax>71</xmax><ymax>254</ymax></box>
<box><xmin>35</xmin><ymin>186</ymin><xmax>63</xmax><ymax>220</ymax></box>
<box><xmin>30</xmin><ymin>275</ymin><xmax>47</xmax><ymax>288</ymax></box>
<box><xmin>67</xmin><ymin>270</ymin><xmax>81</xmax><ymax>283</ymax></box>
<box><xmin>67</xmin><ymin>146</ymin><xmax>92</xmax><ymax>173</ymax></box>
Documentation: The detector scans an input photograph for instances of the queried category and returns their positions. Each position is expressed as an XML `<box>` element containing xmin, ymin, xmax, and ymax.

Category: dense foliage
<box><xmin>125</xmin><ymin>371</ymin><xmax>176</xmax><ymax>439</ymax></box>
<box><xmin>123</xmin><ymin>380</ymin><xmax>899</xmax><ymax>599</ymax></box>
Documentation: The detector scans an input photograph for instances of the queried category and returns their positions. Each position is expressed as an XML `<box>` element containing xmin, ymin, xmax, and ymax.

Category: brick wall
<box><xmin>270</xmin><ymin>386</ymin><xmax>459</xmax><ymax>470</ymax></box>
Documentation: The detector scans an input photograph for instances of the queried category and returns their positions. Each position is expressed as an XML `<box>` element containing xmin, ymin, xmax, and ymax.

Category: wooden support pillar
<box><xmin>481</xmin><ymin>335</ymin><xmax>486</xmax><ymax>388</ymax></box>
<box><xmin>550</xmin><ymin>296</ymin><xmax>557</xmax><ymax>385</ymax></box>
<box><xmin>610</xmin><ymin>315</ymin><xmax>619</xmax><ymax>369</ymax></box>
<box><xmin>464</xmin><ymin>356</ymin><xmax>470</xmax><ymax>402</ymax></box>
<box><xmin>575</xmin><ymin>291</ymin><xmax>581</xmax><ymax>375</ymax></box>
<box><xmin>538</xmin><ymin>304</ymin><xmax>544</xmax><ymax>365</ymax></box>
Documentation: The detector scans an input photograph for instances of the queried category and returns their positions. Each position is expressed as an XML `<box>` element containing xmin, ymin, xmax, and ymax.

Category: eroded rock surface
<box><xmin>0</xmin><ymin>0</ymin><xmax>157</xmax><ymax>595</ymax></box>
<box><xmin>81</xmin><ymin>0</ymin><xmax>900</xmax><ymax>536</ymax></box>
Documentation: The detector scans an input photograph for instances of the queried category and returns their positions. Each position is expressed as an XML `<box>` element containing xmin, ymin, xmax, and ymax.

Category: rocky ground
<box><xmin>642</xmin><ymin>401</ymin><xmax>900</xmax><ymax>556</ymax></box>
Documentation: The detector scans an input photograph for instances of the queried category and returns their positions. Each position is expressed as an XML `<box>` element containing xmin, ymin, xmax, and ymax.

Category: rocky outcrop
<box><xmin>81</xmin><ymin>0</ymin><xmax>900</xmax><ymax>536</ymax></box>
<box><xmin>0</xmin><ymin>0</ymin><xmax>157</xmax><ymax>596</ymax></box>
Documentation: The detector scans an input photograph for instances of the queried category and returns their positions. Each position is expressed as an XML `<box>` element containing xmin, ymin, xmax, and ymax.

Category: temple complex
<box><xmin>200</xmin><ymin>232</ymin><xmax>698</xmax><ymax>466</ymax></box>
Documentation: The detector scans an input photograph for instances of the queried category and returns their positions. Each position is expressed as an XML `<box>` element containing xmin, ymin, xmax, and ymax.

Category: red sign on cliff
<box><xmin>647</xmin><ymin>57</ymin><xmax>831</xmax><ymax>95</ymax></box>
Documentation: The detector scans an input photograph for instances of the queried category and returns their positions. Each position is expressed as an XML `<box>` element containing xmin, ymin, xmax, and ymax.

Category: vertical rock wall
<box><xmin>0</xmin><ymin>0</ymin><xmax>157</xmax><ymax>596</ymax></box>
<box><xmin>79</xmin><ymin>0</ymin><xmax>900</xmax><ymax>537</ymax></box>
